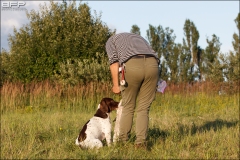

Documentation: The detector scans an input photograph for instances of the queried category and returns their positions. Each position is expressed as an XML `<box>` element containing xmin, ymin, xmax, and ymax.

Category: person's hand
<box><xmin>112</xmin><ymin>85</ymin><xmax>121</xmax><ymax>94</ymax></box>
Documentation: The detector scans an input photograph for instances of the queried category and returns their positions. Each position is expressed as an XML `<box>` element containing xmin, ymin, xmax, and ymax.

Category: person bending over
<box><xmin>105</xmin><ymin>32</ymin><xmax>159</xmax><ymax>148</ymax></box>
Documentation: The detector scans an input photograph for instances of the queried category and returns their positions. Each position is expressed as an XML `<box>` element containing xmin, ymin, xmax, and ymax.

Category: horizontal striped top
<box><xmin>106</xmin><ymin>32</ymin><xmax>158</xmax><ymax>65</ymax></box>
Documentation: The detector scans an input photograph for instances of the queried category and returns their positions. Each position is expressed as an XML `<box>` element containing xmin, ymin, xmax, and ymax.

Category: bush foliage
<box><xmin>53</xmin><ymin>52</ymin><xmax>111</xmax><ymax>85</ymax></box>
<box><xmin>1</xmin><ymin>1</ymin><xmax>114</xmax><ymax>83</ymax></box>
<box><xmin>0</xmin><ymin>1</ymin><xmax>239</xmax><ymax>85</ymax></box>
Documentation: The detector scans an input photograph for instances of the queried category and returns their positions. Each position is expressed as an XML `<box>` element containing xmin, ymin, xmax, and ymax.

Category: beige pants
<box><xmin>119</xmin><ymin>57</ymin><xmax>159</xmax><ymax>144</ymax></box>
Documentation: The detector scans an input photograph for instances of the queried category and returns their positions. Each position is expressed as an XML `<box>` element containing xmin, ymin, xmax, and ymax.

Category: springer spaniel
<box><xmin>75</xmin><ymin>98</ymin><xmax>119</xmax><ymax>149</ymax></box>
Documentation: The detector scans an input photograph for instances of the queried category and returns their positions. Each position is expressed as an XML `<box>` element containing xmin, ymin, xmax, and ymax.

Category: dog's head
<box><xmin>94</xmin><ymin>98</ymin><xmax>119</xmax><ymax>119</ymax></box>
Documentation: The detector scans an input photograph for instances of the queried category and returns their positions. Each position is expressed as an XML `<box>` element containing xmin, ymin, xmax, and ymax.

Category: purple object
<box><xmin>157</xmin><ymin>80</ymin><xmax>167</xmax><ymax>93</ymax></box>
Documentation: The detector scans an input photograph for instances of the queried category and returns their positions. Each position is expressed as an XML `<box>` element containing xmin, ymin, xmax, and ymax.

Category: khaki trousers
<box><xmin>119</xmin><ymin>57</ymin><xmax>159</xmax><ymax>144</ymax></box>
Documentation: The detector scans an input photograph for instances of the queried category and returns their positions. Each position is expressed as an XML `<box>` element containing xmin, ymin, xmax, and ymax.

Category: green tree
<box><xmin>170</xmin><ymin>43</ymin><xmax>182</xmax><ymax>84</ymax></box>
<box><xmin>0</xmin><ymin>49</ymin><xmax>12</xmax><ymax>84</ymax></box>
<box><xmin>180</xmin><ymin>39</ymin><xmax>191</xmax><ymax>83</ymax></box>
<box><xmin>160</xmin><ymin>27</ymin><xmax>179</xmax><ymax>83</ymax></box>
<box><xmin>232</xmin><ymin>14</ymin><xmax>240</xmax><ymax>53</ymax></box>
<box><xmin>146</xmin><ymin>25</ymin><xmax>180</xmax><ymax>82</ymax></box>
<box><xmin>203</xmin><ymin>34</ymin><xmax>222</xmax><ymax>81</ymax></box>
<box><xmin>54</xmin><ymin>52</ymin><xmax>111</xmax><ymax>85</ymax></box>
<box><xmin>226</xmin><ymin>13</ymin><xmax>240</xmax><ymax>82</ymax></box>
<box><xmin>183</xmin><ymin>19</ymin><xmax>200</xmax><ymax>82</ymax></box>
<box><xmin>146</xmin><ymin>25</ymin><xmax>168</xmax><ymax>80</ymax></box>
<box><xmin>146</xmin><ymin>25</ymin><xmax>163</xmax><ymax>59</ymax></box>
<box><xmin>196</xmin><ymin>46</ymin><xmax>203</xmax><ymax>81</ymax></box>
<box><xmin>130</xmin><ymin>24</ymin><xmax>141</xmax><ymax>35</ymax></box>
<box><xmin>6</xmin><ymin>0</ymin><xmax>114</xmax><ymax>83</ymax></box>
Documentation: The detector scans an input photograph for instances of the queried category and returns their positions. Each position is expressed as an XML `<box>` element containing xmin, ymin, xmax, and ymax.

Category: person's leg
<box><xmin>119</xmin><ymin>58</ymin><xmax>144</xmax><ymax>142</ymax></box>
<box><xmin>135</xmin><ymin>57</ymin><xmax>159</xmax><ymax>144</ymax></box>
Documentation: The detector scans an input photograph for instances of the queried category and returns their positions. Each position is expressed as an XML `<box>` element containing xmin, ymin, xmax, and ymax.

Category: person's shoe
<box><xmin>134</xmin><ymin>142</ymin><xmax>147</xmax><ymax>150</ymax></box>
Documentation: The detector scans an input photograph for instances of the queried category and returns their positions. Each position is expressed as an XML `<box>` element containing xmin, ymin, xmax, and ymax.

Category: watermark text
<box><xmin>1</xmin><ymin>1</ymin><xmax>26</xmax><ymax>11</ymax></box>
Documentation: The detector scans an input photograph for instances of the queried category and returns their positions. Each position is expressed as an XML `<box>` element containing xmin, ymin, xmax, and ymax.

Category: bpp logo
<box><xmin>2</xmin><ymin>1</ymin><xmax>26</xmax><ymax>8</ymax></box>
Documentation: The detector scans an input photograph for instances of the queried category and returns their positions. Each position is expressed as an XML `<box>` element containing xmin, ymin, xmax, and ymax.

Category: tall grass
<box><xmin>1</xmin><ymin>80</ymin><xmax>238</xmax><ymax>112</ymax></box>
<box><xmin>1</xmin><ymin>81</ymin><xmax>117</xmax><ymax>113</ymax></box>
<box><xmin>1</xmin><ymin>81</ymin><xmax>239</xmax><ymax>159</ymax></box>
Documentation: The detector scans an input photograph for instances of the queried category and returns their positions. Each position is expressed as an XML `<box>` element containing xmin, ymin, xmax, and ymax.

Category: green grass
<box><xmin>1</xmin><ymin>93</ymin><xmax>239</xmax><ymax>159</ymax></box>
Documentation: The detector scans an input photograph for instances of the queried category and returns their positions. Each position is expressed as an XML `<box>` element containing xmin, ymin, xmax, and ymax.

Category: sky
<box><xmin>1</xmin><ymin>1</ymin><xmax>239</xmax><ymax>54</ymax></box>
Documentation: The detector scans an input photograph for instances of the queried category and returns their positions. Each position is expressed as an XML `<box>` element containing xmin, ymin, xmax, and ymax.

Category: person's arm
<box><xmin>110</xmin><ymin>62</ymin><xmax>120</xmax><ymax>94</ymax></box>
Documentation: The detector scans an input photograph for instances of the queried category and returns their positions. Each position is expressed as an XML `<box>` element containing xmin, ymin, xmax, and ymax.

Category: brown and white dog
<box><xmin>75</xmin><ymin>98</ymin><xmax>119</xmax><ymax>149</ymax></box>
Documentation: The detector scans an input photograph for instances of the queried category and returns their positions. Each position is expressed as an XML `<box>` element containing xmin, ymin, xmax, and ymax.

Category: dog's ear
<box><xmin>94</xmin><ymin>109</ymin><xmax>108</xmax><ymax>118</ymax></box>
<box><xmin>94</xmin><ymin>99</ymin><xmax>109</xmax><ymax>118</ymax></box>
<box><xmin>100</xmin><ymin>98</ymin><xmax>110</xmax><ymax>113</ymax></box>
<box><xmin>109</xmin><ymin>100</ymin><xmax>119</xmax><ymax>111</ymax></box>
<box><xmin>101</xmin><ymin>98</ymin><xmax>119</xmax><ymax>113</ymax></box>
<box><xmin>94</xmin><ymin>98</ymin><xmax>119</xmax><ymax>118</ymax></box>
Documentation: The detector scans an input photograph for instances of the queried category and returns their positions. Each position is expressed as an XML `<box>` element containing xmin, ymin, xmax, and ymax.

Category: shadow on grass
<box><xmin>122</xmin><ymin>128</ymin><xmax>170</xmax><ymax>150</ymax></box>
<box><xmin>178</xmin><ymin>119</ymin><xmax>239</xmax><ymax>136</ymax></box>
<box><xmin>147</xmin><ymin>119</ymin><xmax>238</xmax><ymax>150</ymax></box>
<box><xmin>147</xmin><ymin>128</ymin><xmax>170</xmax><ymax>149</ymax></box>
<box><xmin>194</xmin><ymin>119</ymin><xmax>238</xmax><ymax>133</ymax></box>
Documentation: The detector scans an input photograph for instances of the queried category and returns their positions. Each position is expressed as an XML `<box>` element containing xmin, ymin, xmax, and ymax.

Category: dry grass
<box><xmin>0</xmin><ymin>81</ymin><xmax>239</xmax><ymax>159</ymax></box>
<box><xmin>1</xmin><ymin>81</ymin><xmax>115</xmax><ymax>112</ymax></box>
<box><xmin>1</xmin><ymin>80</ymin><xmax>238</xmax><ymax>112</ymax></box>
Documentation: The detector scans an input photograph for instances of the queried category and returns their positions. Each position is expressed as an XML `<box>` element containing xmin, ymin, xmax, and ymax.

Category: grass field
<box><xmin>1</xmin><ymin>82</ymin><xmax>239</xmax><ymax>159</ymax></box>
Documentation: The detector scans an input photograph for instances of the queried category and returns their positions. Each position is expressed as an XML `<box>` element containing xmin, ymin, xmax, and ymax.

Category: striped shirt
<box><xmin>106</xmin><ymin>32</ymin><xmax>158</xmax><ymax>65</ymax></box>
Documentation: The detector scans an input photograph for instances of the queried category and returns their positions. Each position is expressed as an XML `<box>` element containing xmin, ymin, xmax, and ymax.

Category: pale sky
<box><xmin>1</xmin><ymin>1</ymin><xmax>239</xmax><ymax>53</ymax></box>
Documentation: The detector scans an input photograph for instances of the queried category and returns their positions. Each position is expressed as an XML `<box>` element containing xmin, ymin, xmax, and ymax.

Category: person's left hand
<box><xmin>112</xmin><ymin>85</ymin><xmax>121</xmax><ymax>94</ymax></box>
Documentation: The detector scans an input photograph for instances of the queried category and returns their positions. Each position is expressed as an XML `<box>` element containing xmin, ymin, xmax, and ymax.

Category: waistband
<box><xmin>131</xmin><ymin>54</ymin><xmax>155</xmax><ymax>59</ymax></box>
